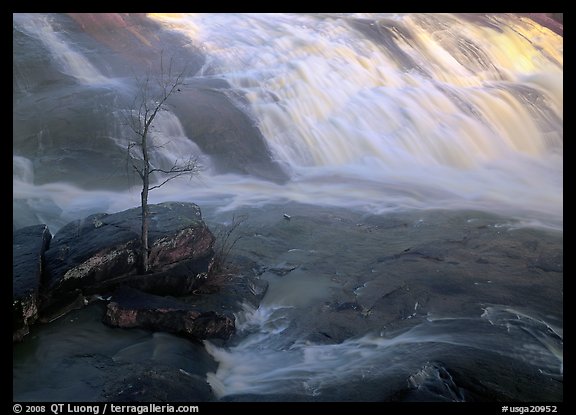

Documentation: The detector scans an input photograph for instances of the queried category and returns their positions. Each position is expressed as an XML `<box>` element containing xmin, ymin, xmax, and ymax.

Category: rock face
<box><xmin>44</xmin><ymin>202</ymin><xmax>215</xmax><ymax>299</ymax></box>
<box><xmin>104</xmin><ymin>287</ymin><xmax>235</xmax><ymax>340</ymax></box>
<box><xmin>170</xmin><ymin>83</ymin><xmax>289</xmax><ymax>184</ymax></box>
<box><xmin>13</xmin><ymin>224</ymin><xmax>52</xmax><ymax>341</ymax></box>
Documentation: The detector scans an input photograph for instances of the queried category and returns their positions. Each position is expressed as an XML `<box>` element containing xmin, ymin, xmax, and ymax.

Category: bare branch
<box><xmin>132</xmin><ymin>164</ymin><xmax>145</xmax><ymax>180</ymax></box>
<box><xmin>148</xmin><ymin>170</ymin><xmax>195</xmax><ymax>191</ymax></box>
<box><xmin>149</xmin><ymin>158</ymin><xmax>200</xmax><ymax>175</ymax></box>
<box><xmin>148</xmin><ymin>157</ymin><xmax>201</xmax><ymax>190</ymax></box>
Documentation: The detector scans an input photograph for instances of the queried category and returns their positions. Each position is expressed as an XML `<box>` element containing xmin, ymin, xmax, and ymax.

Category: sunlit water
<box><xmin>13</xmin><ymin>13</ymin><xmax>562</xmax><ymax>232</ymax></box>
<box><xmin>13</xmin><ymin>13</ymin><xmax>562</xmax><ymax>401</ymax></box>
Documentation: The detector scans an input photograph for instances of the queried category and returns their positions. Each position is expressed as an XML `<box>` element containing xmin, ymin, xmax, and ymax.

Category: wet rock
<box><xmin>104</xmin><ymin>286</ymin><xmax>235</xmax><ymax>340</ymax></box>
<box><xmin>37</xmin><ymin>289</ymin><xmax>86</xmax><ymax>324</ymax></box>
<box><xmin>220</xmin><ymin>393</ymin><xmax>319</xmax><ymax>402</ymax></box>
<box><xmin>532</xmin><ymin>252</ymin><xmax>563</xmax><ymax>273</ymax></box>
<box><xmin>170</xmin><ymin>85</ymin><xmax>289</xmax><ymax>183</ymax></box>
<box><xmin>268</xmin><ymin>262</ymin><xmax>299</xmax><ymax>276</ymax></box>
<box><xmin>104</xmin><ymin>365</ymin><xmax>215</xmax><ymax>402</ymax></box>
<box><xmin>44</xmin><ymin>202</ymin><xmax>215</xmax><ymax>300</ymax></box>
<box><xmin>186</xmin><ymin>273</ymin><xmax>269</xmax><ymax>315</ymax></box>
<box><xmin>13</xmin><ymin>224</ymin><xmax>52</xmax><ymax>341</ymax></box>
<box><xmin>96</xmin><ymin>259</ymin><xmax>213</xmax><ymax>297</ymax></box>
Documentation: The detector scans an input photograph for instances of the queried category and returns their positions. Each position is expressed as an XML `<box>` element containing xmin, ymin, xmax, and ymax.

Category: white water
<box><xmin>13</xmin><ymin>13</ymin><xmax>563</xmax><ymax>232</ymax></box>
<box><xmin>204</xmin><ymin>302</ymin><xmax>563</xmax><ymax>398</ymax></box>
<box><xmin>113</xmin><ymin>109</ymin><xmax>210</xmax><ymax>175</ymax></box>
<box><xmin>147</xmin><ymin>13</ymin><xmax>563</xmax><ymax>229</ymax></box>
<box><xmin>13</xmin><ymin>13</ymin><xmax>110</xmax><ymax>86</ymax></box>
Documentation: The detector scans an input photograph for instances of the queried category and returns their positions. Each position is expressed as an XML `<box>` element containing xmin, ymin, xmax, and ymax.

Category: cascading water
<box><xmin>13</xmin><ymin>13</ymin><xmax>563</xmax><ymax>402</ymax></box>
<box><xmin>204</xmin><ymin>303</ymin><xmax>563</xmax><ymax>399</ymax></box>
<box><xmin>13</xmin><ymin>13</ymin><xmax>110</xmax><ymax>86</ymax></box>
<box><xmin>148</xmin><ymin>13</ymin><xmax>563</xmax><ymax>229</ymax></box>
<box><xmin>13</xmin><ymin>13</ymin><xmax>563</xmax><ymax>232</ymax></box>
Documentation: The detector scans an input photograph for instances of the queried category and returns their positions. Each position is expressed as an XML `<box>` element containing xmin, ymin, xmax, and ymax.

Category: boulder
<box><xmin>43</xmin><ymin>202</ymin><xmax>215</xmax><ymax>299</ymax></box>
<box><xmin>104</xmin><ymin>286</ymin><xmax>235</xmax><ymax>340</ymax></box>
<box><xmin>13</xmin><ymin>224</ymin><xmax>52</xmax><ymax>341</ymax></box>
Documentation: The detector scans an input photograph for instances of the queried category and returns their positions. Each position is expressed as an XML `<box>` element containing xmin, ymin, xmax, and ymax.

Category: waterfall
<box><xmin>147</xmin><ymin>13</ymin><xmax>563</xmax><ymax>228</ymax></box>
<box><xmin>13</xmin><ymin>13</ymin><xmax>563</xmax><ymax>231</ymax></box>
<box><xmin>13</xmin><ymin>13</ymin><xmax>109</xmax><ymax>85</ymax></box>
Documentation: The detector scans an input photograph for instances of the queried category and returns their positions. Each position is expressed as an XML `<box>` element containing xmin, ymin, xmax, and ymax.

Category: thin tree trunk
<box><xmin>129</xmin><ymin>58</ymin><xmax>193</xmax><ymax>274</ymax></box>
<box><xmin>141</xmin><ymin>184</ymin><xmax>149</xmax><ymax>274</ymax></box>
<box><xmin>140</xmin><ymin>125</ymin><xmax>150</xmax><ymax>274</ymax></box>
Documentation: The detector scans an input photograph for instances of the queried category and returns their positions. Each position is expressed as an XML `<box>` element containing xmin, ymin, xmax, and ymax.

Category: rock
<box><xmin>220</xmin><ymin>393</ymin><xmax>319</xmax><ymax>402</ymax></box>
<box><xmin>37</xmin><ymin>290</ymin><xmax>86</xmax><ymax>324</ymax></box>
<box><xmin>184</xmin><ymin>274</ymin><xmax>269</xmax><ymax>317</ymax></box>
<box><xmin>170</xmin><ymin>84</ymin><xmax>289</xmax><ymax>183</ymax></box>
<box><xmin>43</xmin><ymin>202</ymin><xmax>215</xmax><ymax>300</ymax></box>
<box><xmin>98</xmin><ymin>260</ymin><xmax>213</xmax><ymax>296</ymax></box>
<box><xmin>103</xmin><ymin>365</ymin><xmax>215</xmax><ymax>402</ymax></box>
<box><xmin>13</xmin><ymin>224</ymin><xmax>52</xmax><ymax>341</ymax></box>
<box><xmin>268</xmin><ymin>262</ymin><xmax>299</xmax><ymax>276</ymax></box>
<box><xmin>104</xmin><ymin>286</ymin><xmax>235</xmax><ymax>340</ymax></box>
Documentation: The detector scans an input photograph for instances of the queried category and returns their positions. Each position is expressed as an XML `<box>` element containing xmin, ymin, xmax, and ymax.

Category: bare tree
<box><xmin>126</xmin><ymin>55</ymin><xmax>200</xmax><ymax>274</ymax></box>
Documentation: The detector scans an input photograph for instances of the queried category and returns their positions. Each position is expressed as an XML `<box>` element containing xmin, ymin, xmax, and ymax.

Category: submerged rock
<box><xmin>13</xmin><ymin>224</ymin><xmax>52</xmax><ymax>341</ymax></box>
<box><xmin>43</xmin><ymin>202</ymin><xmax>215</xmax><ymax>300</ymax></box>
<box><xmin>104</xmin><ymin>286</ymin><xmax>235</xmax><ymax>340</ymax></box>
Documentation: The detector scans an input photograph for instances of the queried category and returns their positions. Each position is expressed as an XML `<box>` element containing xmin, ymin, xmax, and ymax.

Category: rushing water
<box><xmin>199</xmin><ymin>204</ymin><xmax>563</xmax><ymax>401</ymax></box>
<box><xmin>13</xmin><ymin>13</ymin><xmax>562</xmax><ymax>402</ymax></box>
<box><xmin>13</xmin><ymin>13</ymin><xmax>562</xmax><ymax>231</ymax></box>
<box><xmin>205</xmin><ymin>304</ymin><xmax>562</xmax><ymax>399</ymax></box>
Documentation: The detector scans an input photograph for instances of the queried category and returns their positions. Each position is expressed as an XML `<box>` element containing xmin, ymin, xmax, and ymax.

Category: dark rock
<box><xmin>220</xmin><ymin>393</ymin><xmax>319</xmax><ymax>402</ymax></box>
<box><xmin>97</xmin><ymin>259</ymin><xmax>213</xmax><ymax>296</ymax></box>
<box><xmin>335</xmin><ymin>301</ymin><xmax>362</xmax><ymax>312</ymax></box>
<box><xmin>181</xmin><ymin>274</ymin><xmax>269</xmax><ymax>320</ymax></box>
<box><xmin>37</xmin><ymin>290</ymin><xmax>86</xmax><ymax>324</ymax></box>
<box><xmin>104</xmin><ymin>286</ymin><xmax>235</xmax><ymax>340</ymax></box>
<box><xmin>13</xmin><ymin>224</ymin><xmax>52</xmax><ymax>341</ymax></box>
<box><xmin>44</xmin><ymin>202</ymin><xmax>215</xmax><ymax>300</ymax></box>
<box><xmin>532</xmin><ymin>252</ymin><xmax>563</xmax><ymax>273</ymax></box>
<box><xmin>268</xmin><ymin>262</ymin><xmax>299</xmax><ymax>276</ymax></box>
<box><xmin>103</xmin><ymin>365</ymin><xmax>215</xmax><ymax>402</ymax></box>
